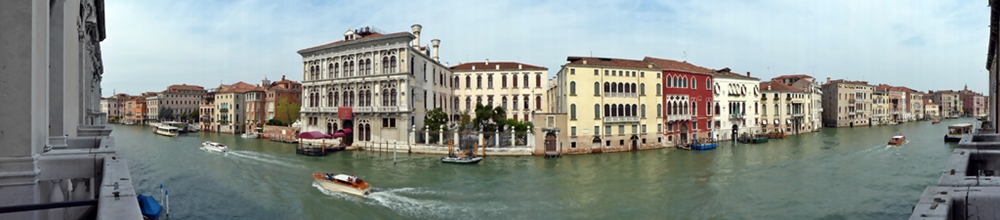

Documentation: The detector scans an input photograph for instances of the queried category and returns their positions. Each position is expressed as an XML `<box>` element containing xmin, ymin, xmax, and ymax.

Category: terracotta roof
<box><xmin>827</xmin><ymin>79</ymin><xmax>870</xmax><ymax>86</ymax></box>
<box><xmin>298</xmin><ymin>32</ymin><xmax>411</xmax><ymax>54</ymax></box>
<box><xmin>642</xmin><ymin>57</ymin><xmax>714</xmax><ymax>75</ymax></box>
<box><xmin>760</xmin><ymin>81</ymin><xmax>805</xmax><ymax>93</ymax></box>
<box><xmin>565</xmin><ymin>56</ymin><xmax>656</xmax><ymax>69</ymax></box>
<box><xmin>772</xmin><ymin>74</ymin><xmax>813</xmax><ymax>80</ymax></box>
<box><xmin>165</xmin><ymin>84</ymin><xmax>205</xmax><ymax>92</ymax></box>
<box><xmin>711</xmin><ymin>68</ymin><xmax>759</xmax><ymax>80</ymax></box>
<box><xmin>218</xmin><ymin>82</ymin><xmax>262</xmax><ymax>94</ymax></box>
<box><xmin>450</xmin><ymin>61</ymin><xmax>548</xmax><ymax>71</ymax></box>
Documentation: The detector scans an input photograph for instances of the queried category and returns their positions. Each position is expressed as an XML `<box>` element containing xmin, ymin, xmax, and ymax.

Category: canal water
<box><xmin>113</xmin><ymin>118</ymin><xmax>972</xmax><ymax>219</ymax></box>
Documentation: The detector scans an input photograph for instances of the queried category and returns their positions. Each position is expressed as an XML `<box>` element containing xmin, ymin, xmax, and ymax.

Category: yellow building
<box><xmin>872</xmin><ymin>87</ymin><xmax>889</xmax><ymax>125</ymax></box>
<box><xmin>759</xmin><ymin>81</ymin><xmax>810</xmax><ymax>134</ymax></box>
<box><xmin>546</xmin><ymin>56</ymin><xmax>665</xmax><ymax>154</ymax></box>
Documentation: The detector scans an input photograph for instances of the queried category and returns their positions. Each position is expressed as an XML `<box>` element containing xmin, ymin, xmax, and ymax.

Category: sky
<box><xmin>101</xmin><ymin>0</ymin><xmax>991</xmax><ymax>97</ymax></box>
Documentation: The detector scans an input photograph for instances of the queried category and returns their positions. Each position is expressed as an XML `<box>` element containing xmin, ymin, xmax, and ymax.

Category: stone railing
<box><xmin>377</xmin><ymin>106</ymin><xmax>399</xmax><ymax>112</ymax></box>
<box><xmin>667</xmin><ymin>114</ymin><xmax>691</xmax><ymax>122</ymax></box>
<box><xmin>603</xmin><ymin>116</ymin><xmax>640</xmax><ymax>123</ymax></box>
<box><xmin>604</xmin><ymin>93</ymin><xmax>638</xmax><ymax>98</ymax></box>
<box><xmin>792</xmin><ymin>112</ymin><xmax>805</xmax><ymax>117</ymax></box>
<box><xmin>320</xmin><ymin>107</ymin><xmax>338</xmax><ymax>112</ymax></box>
<box><xmin>354</xmin><ymin>106</ymin><xmax>373</xmax><ymax>113</ymax></box>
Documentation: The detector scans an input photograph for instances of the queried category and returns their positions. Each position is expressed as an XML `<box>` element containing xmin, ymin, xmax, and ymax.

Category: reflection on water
<box><xmin>113</xmin><ymin>118</ymin><xmax>971</xmax><ymax>219</ymax></box>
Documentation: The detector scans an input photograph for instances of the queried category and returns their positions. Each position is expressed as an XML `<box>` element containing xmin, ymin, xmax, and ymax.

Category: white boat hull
<box><xmin>313</xmin><ymin>179</ymin><xmax>370</xmax><ymax>196</ymax></box>
<box><xmin>154</xmin><ymin>130</ymin><xmax>178</xmax><ymax>137</ymax></box>
<box><xmin>241</xmin><ymin>133</ymin><xmax>258</xmax><ymax>139</ymax></box>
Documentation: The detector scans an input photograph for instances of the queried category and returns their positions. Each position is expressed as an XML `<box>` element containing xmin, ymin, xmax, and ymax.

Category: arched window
<box><xmin>683</xmin><ymin>102</ymin><xmax>688</xmax><ymax>114</ymax></box>
<box><xmin>707</xmin><ymin>79</ymin><xmax>711</xmax><ymax>90</ymax></box>
<box><xmin>328</xmin><ymin>92</ymin><xmax>333</xmax><ymax>106</ymax></box>
<box><xmin>640</xmin><ymin>83</ymin><xmax>645</xmax><ymax>95</ymax></box>
<box><xmin>706</xmin><ymin>101</ymin><xmax>712</xmax><ymax>116</ymax></box>
<box><xmin>632</xmin><ymin>104</ymin><xmax>637</xmax><ymax>116</ymax></box>
<box><xmin>569</xmin><ymin>81</ymin><xmax>576</xmax><ymax>95</ymax></box>
<box><xmin>618</xmin><ymin>104</ymin><xmax>625</xmax><ymax>117</ymax></box>
<box><xmin>523</xmin><ymin>96</ymin><xmax>529</xmax><ymax>109</ymax></box>
<box><xmin>667</xmin><ymin>77</ymin><xmax>672</xmax><ymax>87</ymax></box>
<box><xmin>524</xmin><ymin>74</ymin><xmax>529</xmax><ymax>88</ymax></box>
<box><xmin>333</xmin><ymin>92</ymin><xmax>339</xmax><ymax>106</ymax></box>
<box><xmin>536</xmin><ymin>96</ymin><xmax>542</xmax><ymax>110</ymax></box>
<box><xmin>501</xmin><ymin>96</ymin><xmax>508</xmax><ymax>108</ymax></box>
<box><xmin>365</xmin><ymin>59</ymin><xmax>372</xmax><ymax>75</ymax></box>
<box><xmin>477</xmin><ymin>75</ymin><xmax>482</xmax><ymax>89</ymax></box>
<box><xmin>512</xmin><ymin>73</ymin><xmax>518</xmax><ymax>87</ymax></box>
<box><xmin>328</xmin><ymin>64</ymin><xmax>334</xmax><ymax>78</ymax></box>
<box><xmin>667</xmin><ymin>102</ymin><xmax>672</xmax><ymax>115</ymax></box>
<box><xmin>618</xmin><ymin>82</ymin><xmax>624</xmax><ymax>93</ymax></box>
<box><xmin>502</xmin><ymin>75</ymin><xmax>507</xmax><ymax>88</ymax></box>
<box><xmin>656</xmin><ymin>104</ymin><xmax>670</xmax><ymax>118</ymax></box>
<box><xmin>787</xmin><ymin>104</ymin><xmax>791</xmax><ymax>115</ymax></box>
<box><xmin>570</xmin><ymin>104</ymin><xmax>577</xmax><ymax>120</ymax></box>
<box><xmin>389</xmin><ymin>56</ymin><xmax>397</xmax><ymax>73</ymax></box>
<box><xmin>594</xmin><ymin>104</ymin><xmax>601</xmax><ymax>119</ymax></box>
<box><xmin>656</xmin><ymin>84</ymin><xmax>662</xmax><ymax>96</ymax></box>
<box><xmin>630</xmin><ymin>83</ymin><xmax>636</xmax><ymax>94</ymax></box>
<box><xmin>594</xmin><ymin>82</ymin><xmax>600</xmax><ymax>95</ymax></box>
<box><xmin>774</xmin><ymin>104</ymin><xmax>779</xmax><ymax>116</ymax></box>
<box><xmin>382</xmin><ymin>89</ymin><xmax>389</xmax><ymax>106</ymax></box>
<box><xmin>466</xmin><ymin>97</ymin><xmax>471</xmax><ymax>110</ymax></box>
<box><xmin>604</xmin><ymin>82</ymin><xmax>610</xmax><ymax>93</ymax></box>
<box><xmin>536</xmin><ymin>74</ymin><xmax>541</xmax><ymax>87</ymax></box>
<box><xmin>389</xmin><ymin>88</ymin><xmax>396</xmax><ymax>106</ymax></box>
<box><xmin>382</xmin><ymin>57</ymin><xmax>389</xmax><ymax>73</ymax></box>
<box><xmin>692</xmin><ymin>102</ymin><xmax>697</xmax><ymax>116</ymax></box>
<box><xmin>611</xmin><ymin>104</ymin><xmax>617</xmax><ymax>117</ymax></box>
<box><xmin>365</xmin><ymin>124</ymin><xmax>371</xmax><ymax>141</ymax></box>
<box><xmin>641</xmin><ymin>104</ymin><xmax>646</xmax><ymax>118</ymax></box>
<box><xmin>465</xmin><ymin>76</ymin><xmax>471</xmax><ymax>89</ymax></box>
<box><xmin>693</xmin><ymin>78</ymin><xmax>697</xmax><ymax>89</ymax></box>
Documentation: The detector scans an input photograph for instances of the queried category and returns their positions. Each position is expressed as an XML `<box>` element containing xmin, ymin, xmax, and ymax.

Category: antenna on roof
<box><xmin>683</xmin><ymin>51</ymin><xmax>687</xmax><ymax>61</ymax></box>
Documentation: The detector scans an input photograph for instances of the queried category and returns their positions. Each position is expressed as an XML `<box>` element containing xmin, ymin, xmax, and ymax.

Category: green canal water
<box><xmin>113</xmin><ymin>118</ymin><xmax>973</xmax><ymax>219</ymax></box>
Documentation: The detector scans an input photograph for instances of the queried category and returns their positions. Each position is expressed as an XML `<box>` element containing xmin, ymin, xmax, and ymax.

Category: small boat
<box><xmin>932</xmin><ymin>120</ymin><xmax>941</xmax><ymax>124</ymax></box>
<box><xmin>154</xmin><ymin>125</ymin><xmax>179</xmax><ymax>137</ymax></box>
<box><xmin>888</xmin><ymin>134</ymin><xmax>906</xmax><ymax>146</ymax></box>
<box><xmin>441</xmin><ymin>156</ymin><xmax>483</xmax><ymax>164</ymax></box>
<box><xmin>240</xmin><ymin>132</ymin><xmax>258</xmax><ymax>139</ymax></box>
<box><xmin>201</xmin><ymin>141</ymin><xmax>228</xmax><ymax>153</ymax></box>
<box><xmin>945</xmin><ymin>123</ymin><xmax>974</xmax><ymax>142</ymax></box>
<box><xmin>313</xmin><ymin>173</ymin><xmax>371</xmax><ymax>196</ymax></box>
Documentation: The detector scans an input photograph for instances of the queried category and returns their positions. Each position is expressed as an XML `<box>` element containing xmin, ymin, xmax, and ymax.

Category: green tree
<box><xmin>458</xmin><ymin>110</ymin><xmax>473</xmax><ymax>131</ymax></box>
<box><xmin>276</xmin><ymin>97</ymin><xmax>300</xmax><ymax>126</ymax></box>
<box><xmin>189</xmin><ymin>110</ymin><xmax>199</xmax><ymax>123</ymax></box>
<box><xmin>473</xmin><ymin>103</ymin><xmax>507</xmax><ymax>132</ymax></box>
<box><xmin>159</xmin><ymin>107</ymin><xmax>173</xmax><ymax>121</ymax></box>
<box><xmin>423</xmin><ymin>108</ymin><xmax>449</xmax><ymax>131</ymax></box>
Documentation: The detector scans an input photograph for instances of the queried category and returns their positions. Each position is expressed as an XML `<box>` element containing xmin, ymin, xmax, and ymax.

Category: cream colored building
<box><xmin>924</xmin><ymin>99</ymin><xmax>940</xmax><ymax>119</ymax></box>
<box><xmin>771</xmin><ymin>74</ymin><xmax>823</xmax><ymax>132</ymax></box>
<box><xmin>297</xmin><ymin>24</ymin><xmax>451</xmax><ymax>145</ymax></box>
<box><xmin>160</xmin><ymin>84</ymin><xmax>207</xmax><ymax>120</ymax></box>
<box><xmin>710</xmin><ymin>69</ymin><xmax>761</xmax><ymax>140</ymax></box>
<box><xmin>450</xmin><ymin>60</ymin><xmax>548</xmax><ymax>121</ymax></box>
<box><xmin>549</xmin><ymin>56</ymin><xmax>665</xmax><ymax>154</ymax></box>
<box><xmin>909</xmin><ymin>91</ymin><xmax>925</xmax><ymax>120</ymax></box>
<box><xmin>144</xmin><ymin>92</ymin><xmax>161</xmax><ymax>122</ymax></box>
<box><xmin>872</xmin><ymin>88</ymin><xmax>889</xmax><ymax>125</ymax></box>
<box><xmin>760</xmin><ymin>81</ymin><xmax>810</xmax><ymax>134</ymax></box>
<box><xmin>214</xmin><ymin>82</ymin><xmax>257</xmax><ymax>133</ymax></box>
<box><xmin>821</xmin><ymin>79</ymin><xmax>873</xmax><ymax>127</ymax></box>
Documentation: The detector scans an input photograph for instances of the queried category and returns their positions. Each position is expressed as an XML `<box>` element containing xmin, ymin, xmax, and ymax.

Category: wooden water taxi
<box><xmin>312</xmin><ymin>173</ymin><xmax>371</xmax><ymax>197</ymax></box>
<box><xmin>888</xmin><ymin>134</ymin><xmax>906</xmax><ymax>146</ymax></box>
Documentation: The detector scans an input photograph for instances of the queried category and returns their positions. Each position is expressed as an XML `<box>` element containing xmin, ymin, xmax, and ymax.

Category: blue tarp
<box><xmin>137</xmin><ymin>194</ymin><xmax>162</xmax><ymax>219</ymax></box>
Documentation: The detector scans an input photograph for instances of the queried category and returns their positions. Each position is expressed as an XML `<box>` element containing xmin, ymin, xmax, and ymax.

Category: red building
<box><xmin>644</xmin><ymin>57</ymin><xmax>716</xmax><ymax>144</ymax></box>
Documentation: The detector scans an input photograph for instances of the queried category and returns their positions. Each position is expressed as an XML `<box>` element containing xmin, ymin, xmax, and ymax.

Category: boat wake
<box><xmin>311</xmin><ymin>184</ymin><xmax>487</xmax><ymax>219</ymax></box>
<box><xmin>226</xmin><ymin>150</ymin><xmax>303</xmax><ymax>169</ymax></box>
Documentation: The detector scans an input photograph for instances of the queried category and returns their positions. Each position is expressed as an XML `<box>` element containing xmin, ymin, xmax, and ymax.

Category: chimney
<box><xmin>746</xmin><ymin>71</ymin><xmax>751</xmax><ymax>77</ymax></box>
<box><xmin>583</xmin><ymin>60</ymin><xmax>587</xmax><ymax>65</ymax></box>
<box><xmin>518</xmin><ymin>64</ymin><xmax>522</xmax><ymax>70</ymax></box>
<box><xmin>431</xmin><ymin>39</ymin><xmax>440</xmax><ymax>62</ymax></box>
<box><xmin>496</xmin><ymin>64</ymin><xmax>500</xmax><ymax>70</ymax></box>
<box><xmin>485</xmin><ymin>59</ymin><xmax>489</xmax><ymax>65</ymax></box>
<box><xmin>282</xmin><ymin>75</ymin><xmax>286</xmax><ymax>81</ymax></box>
<box><xmin>411</xmin><ymin>24</ymin><xmax>422</xmax><ymax>48</ymax></box>
<box><xmin>826</xmin><ymin>77</ymin><xmax>831</xmax><ymax>84</ymax></box>
<box><xmin>472</xmin><ymin>65</ymin><xmax>476</xmax><ymax>70</ymax></box>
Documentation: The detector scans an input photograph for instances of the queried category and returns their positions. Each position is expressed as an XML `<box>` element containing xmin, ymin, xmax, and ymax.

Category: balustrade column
<box><xmin>438</xmin><ymin>127</ymin><xmax>444</xmax><ymax>145</ymax></box>
<box><xmin>424</xmin><ymin>125</ymin><xmax>430</xmax><ymax>145</ymax></box>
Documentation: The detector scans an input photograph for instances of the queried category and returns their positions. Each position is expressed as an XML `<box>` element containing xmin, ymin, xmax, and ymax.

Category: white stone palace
<box><xmin>297</xmin><ymin>25</ymin><xmax>453</xmax><ymax>145</ymax></box>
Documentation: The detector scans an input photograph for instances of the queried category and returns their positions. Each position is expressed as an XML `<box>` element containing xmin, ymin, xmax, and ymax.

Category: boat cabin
<box><xmin>948</xmin><ymin>123</ymin><xmax>973</xmax><ymax>136</ymax></box>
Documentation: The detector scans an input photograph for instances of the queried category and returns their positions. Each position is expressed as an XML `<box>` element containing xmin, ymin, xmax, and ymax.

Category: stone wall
<box><xmin>263</xmin><ymin>125</ymin><xmax>298</xmax><ymax>142</ymax></box>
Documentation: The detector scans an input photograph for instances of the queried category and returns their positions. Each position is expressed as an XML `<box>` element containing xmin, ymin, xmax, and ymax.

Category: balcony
<box><xmin>848</xmin><ymin>99</ymin><xmax>856</xmax><ymax>104</ymax></box>
<box><xmin>603</xmin><ymin>116</ymin><xmax>640</xmax><ymax>123</ymax></box>
<box><xmin>792</xmin><ymin>112</ymin><xmax>805</xmax><ymax>117</ymax></box>
<box><xmin>603</xmin><ymin>92</ymin><xmax>638</xmax><ymax>98</ymax></box>
<box><xmin>377</xmin><ymin>106</ymin><xmax>399</xmax><ymax>112</ymax></box>
<box><xmin>667</xmin><ymin>114</ymin><xmax>691</xmax><ymax>122</ymax></box>
<box><xmin>729</xmin><ymin>114</ymin><xmax>744</xmax><ymax>120</ymax></box>
<box><xmin>354</xmin><ymin>106</ymin><xmax>373</xmax><ymax>113</ymax></box>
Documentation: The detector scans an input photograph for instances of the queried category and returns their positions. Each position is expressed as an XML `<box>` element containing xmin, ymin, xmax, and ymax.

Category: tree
<box><xmin>276</xmin><ymin>96</ymin><xmax>300</xmax><ymax>127</ymax></box>
<box><xmin>189</xmin><ymin>110</ymin><xmax>199</xmax><ymax>123</ymax></box>
<box><xmin>472</xmin><ymin>103</ymin><xmax>507</xmax><ymax>132</ymax></box>
<box><xmin>458</xmin><ymin>110</ymin><xmax>473</xmax><ymax>131</ymax></box>
<box><xmin>424</xmin><ymin>108</ymin><xmax>449</xmax><ymax>131</ymax></box>
<box><xmin>159</xmin><ymin>107</ymin><xmax>173</xmax><ymax>121</ymax></box>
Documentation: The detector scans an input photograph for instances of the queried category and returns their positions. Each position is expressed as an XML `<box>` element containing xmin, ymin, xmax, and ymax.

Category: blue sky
<box><xmin>101</xmin><ymin>0</ymin><xmax>990</xmax><ymax>97</ymax></box>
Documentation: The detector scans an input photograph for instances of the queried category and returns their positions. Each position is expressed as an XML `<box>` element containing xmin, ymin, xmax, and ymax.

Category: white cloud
<box><xmin>101</xmin><ymin>0</ymin><xmax>991</xmax><ymax>96</ymax></box>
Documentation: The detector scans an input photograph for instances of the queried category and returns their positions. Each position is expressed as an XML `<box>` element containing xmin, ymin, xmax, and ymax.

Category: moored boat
<box><xmin>690</xmin><ymin>139</ymin><xmax>717</xmax><ymax>150</ymax></box>
<box><xmin>944</xmin><ymin>123</ymin><xmax>973</xmax><ymax>142</ymax></box>
<box><xmin>441</xmin><ymin>156</ymin><xmax>483</xmax><ymax>164</ymax></box>
<box><xmin>240</xmin><ymin>132</ymin><xmax>258</xmax><ymax>139</ymax></box>
<box><xmin>154</xmin><ymin>125</ymin><xmax>179</xmax><ymax>137</ymax></box>
<box><xmin>888</xmin><ymin>134</ymin><xmax>906</xmax><ymax>146</ymax></box>
<box><xmin>201</xmin><ymin>141</ymin><xmax>228</xmax><ymax>153</ymax></box>
<box><xmin>312</xmin><ymin>173</ymin><xmax>371</xmax><ymax>197</ymax></box>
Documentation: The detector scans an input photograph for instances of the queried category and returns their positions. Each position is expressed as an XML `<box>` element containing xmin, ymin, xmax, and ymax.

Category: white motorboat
<box><xmin>313</xmin><ymin>173</ymin><xmax>371</xmax><ymax>197</ymax></box>
<box><xmin>201</xmin><ymin>141</ymin><xmax>228</xmax><ymax>153</ymax></box>
<box><xmin>240</xmin><ymin>132</ymin><xmax>258</xmax><ymax>139</ymax></box>
<box><xmin>154</xmin><ymin>125</ymin><xmax>179</xmax><ymax>137</ymax></box>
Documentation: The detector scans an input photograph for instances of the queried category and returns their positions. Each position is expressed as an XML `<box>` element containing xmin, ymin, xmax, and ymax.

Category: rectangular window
<box><xmin>619</xmin><ymin>125</ymin><xmax>625</xmax><ymax>134</ymax></box>
<box><xmin>390</xmin><ymin>118</ymin><xmax>396</xmax><ymax>127</ymax></box>
<box><xmin>604</xmin><ymin>70</ymin><xmax>609</xmax><ymax>75</ymax></box>
<box><xmin>606</xmin><ymin>126</ymin><xmax>612</xmax><ymax>135</ymax></box>
<box><xmin>594</xmin><ymin>69</ymin><xmax>599</xmax><ymax>75</ymax></box>
<box><xmin>642</xmin><ymin>125</ymin><xmax>647</xmax><ymax>133</ymax></box>
<box><xmin>632</xmin><ymin>125</ymin><xmax>637</xmax><ymax>134</ymax></box>
<box><xmin>693</xmin><ymin>121</ymin><xmax>698</xmax><ymax>131</ymax></box>
<box><xmin>668</xmin><ymin>123</ymin><xmax>673</xmax><ymax>131</ymax></box>
<box><xmin>657</xmin><ymin>124</ymin><xmax>662</xmax><ymax>133</ymax></box>
<box><xmin>383</xmin><ymin>118</ymin><xmax>389</xmax><ymax>127</ymax></box>
<box><xmin>570</xmin><ymin>69</ymin><xmax>575</xmax><ymax>75</ymax></box>
<box><xmin>571</xmin><ymin>126</ymin><xmax>577</xmax><ymax>136</ymax></box>
<box><xmin>571</xmin><ymin>142</ymin><xmax>577</xmax><ymax>148</ymax></box>
<box><xmin>595</xmin><ymin>126</ymin><xmax>600</xmax><ymax>136</ymax></box>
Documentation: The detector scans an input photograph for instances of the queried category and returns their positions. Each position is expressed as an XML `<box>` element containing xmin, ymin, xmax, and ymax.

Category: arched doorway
<box><xmin>326</xmin><ymin>122</ymin><xmax>333</xmax><ymax>134</ymax></box>
<box><xmin>680</xmin><ymin>123</ymin><xmax>689</xmax><ymax>145</ymax></box>
<box><xmin>630</xmin><ymin>135</ymin><xmax>639</xmax><ymax>151</ymax></box>
<box><xmin>730</xmin><ymin>124</ymin><xmax>739</xmax><ymax>141</ymax></box>
<box><xmin>544</xmin><ymin>132</ymin><xmax>557</xmax><ymax>152</ymax></box>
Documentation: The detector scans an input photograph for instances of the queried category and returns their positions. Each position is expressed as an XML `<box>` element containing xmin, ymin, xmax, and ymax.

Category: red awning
<box><xmin>298</xmin><ymin>131</ymin><xmax>332</xmax><ymax>139</ymax></box>
<box><xmin>332</xmin><ymin>132</ymin><xmax>346</xmax><ymax>138</ymax></box>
